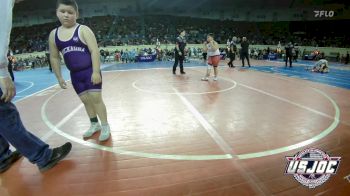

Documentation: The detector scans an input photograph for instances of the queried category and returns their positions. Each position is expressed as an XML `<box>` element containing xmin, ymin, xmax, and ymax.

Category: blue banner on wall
<box><xmin>136</xmin><ymin>54</ymin><xmax>157</xmax><ymax>62</ymax></box>
<box><xmin>267</xmin><ymin>53</ymin><xmax>277</xmax><ymax>60</ymax></box>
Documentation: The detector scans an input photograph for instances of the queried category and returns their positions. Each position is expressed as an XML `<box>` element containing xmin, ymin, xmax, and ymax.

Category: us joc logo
<box><xmin>285</xmin><ymin>148</ymin><xmax>341</xmax><ymax>188</ymax></box>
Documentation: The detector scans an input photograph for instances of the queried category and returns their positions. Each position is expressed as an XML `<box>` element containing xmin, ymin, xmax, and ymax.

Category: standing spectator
<box><xmin>346</xmin><ymin>51</ymin><xmax>349</xmax><ymax>64</ymax></box>
<box><xmin>277</xmin><ymin>41</ymin><xmax>282</xmax><ymax>58</ymax></box>
<box><xmin>285</xmin><ymin>42</ymin><xmax>293</xmax><ymax>67</ymax></box>
<box><xmin>240</xmin><ymin>37</ymin><xmax>251</xmax><ymax>67</ymax></box>
<box><xmin>156</xmin><ymin>38</ymin><xmax>160</xmax><ymax>49</ymax></box>
<box><xmin>226</xmin><ymin>39</ymin><xmax>231</xmax><ymax>47</ymax></box>
<box><xmin>100</xmin><ymin>49</ymin><xmax>105</xmax><ymax>63</ymax></box>
<box><xmin>336</xmin><ymin>52</ymin><xmax>340</xmax><ymax>63</ymax></box>
<box><xmin>7</xmin><ymin>50</ymin><xmax>14</xmax><ymax>81</ymax></box>
<box><xmin>121</xmin><ymin>49</ymin><xmax>129</xmax><ymax>63</ymax></box>
<box><xmin>173</xmin><ymin>29</ymin><xmax>187</xmax><ymax>75</ymax></box>
<box><xmin>202</xmin><ymin>42</ymin><xmax>207</xmax><ymax>63</ymax></box>
<box><xmin>227</xmin><ymin>36</ymin><xmax>237</xmax><ymax>68</ymax></box>
<box><xmin>302</xmin><ymin>49</ymin><xmax>307</xmax><ymax>60</ymax></box>
<box><xmin>105</xmin><ymin>50</ymin><xmax>110</xmax><ymax>61</ymax></box>
<box><xmin>45</xmin><ymin>51</ymin><xmax>52</xmax><ymax>72</ymax></box>
<box><xmin>129</xmin><ymin>49</ymin><xmax>136</xmax><ymax>62</ymax></box>
<box><xmin>294</xmin><ymin>46</ymin><xmax>299</xmax><ymax>62</ymax></box>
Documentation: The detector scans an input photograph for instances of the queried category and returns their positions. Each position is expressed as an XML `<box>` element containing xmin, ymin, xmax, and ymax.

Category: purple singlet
<box><xmin>55</xmin><ymin>24</ymin><xmax>102</xmax><ymax>95</ymax></box>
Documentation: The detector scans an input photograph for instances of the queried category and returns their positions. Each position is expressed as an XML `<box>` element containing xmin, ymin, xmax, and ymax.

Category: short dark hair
<box><xmin>178</xmin><ymin>29</ymin><xmax>185</xmax><ymax>34</ymax></box>
<box><xmin>56</xmin><ymin>0</ymin><xmax>78</xmax><ymax>11</ymax></box>
<box><xmin>207</xmin><ymin>33</ymin><xmax>214</xmax><ymax>38</ymax></box>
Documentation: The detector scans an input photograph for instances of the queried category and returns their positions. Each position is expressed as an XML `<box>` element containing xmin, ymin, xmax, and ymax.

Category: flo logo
<box><xmin>314</xmin><ymin>10</ymin><xmax>334</xmax><ymax>18</ymax></box>
<box><xmin>73</xmin><ymin>36</ymin><xmax>79</xmax><ymax>42</ymax></box>
<box><xmin>285</xmin><ymin>148</ymin><xmax>341</xmax><ymax>188</ymax></box>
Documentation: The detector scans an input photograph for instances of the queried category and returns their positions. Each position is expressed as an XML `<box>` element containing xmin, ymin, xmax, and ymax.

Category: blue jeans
<box><xmin>0</xmin><ymin>89</ymin><xmax>52</xmax><ymax>168</ymax></box>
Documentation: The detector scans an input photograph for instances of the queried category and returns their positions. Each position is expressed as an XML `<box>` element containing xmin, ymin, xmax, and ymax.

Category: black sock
<box><xmin>90</xmin><ymin>117</ymin><xmax>98</xmax><ymax>123</ymax></box>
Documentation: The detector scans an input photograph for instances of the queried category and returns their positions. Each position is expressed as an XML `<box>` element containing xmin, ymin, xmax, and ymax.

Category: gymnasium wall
<box><xmin>13</xmin><ymin>44</ymin><xmax>349</xmax><ymax>60</ymax></box>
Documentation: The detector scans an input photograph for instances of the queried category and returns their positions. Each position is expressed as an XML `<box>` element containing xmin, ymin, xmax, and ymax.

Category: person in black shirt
<box><xmin>7</xmin><ymin>50</ymin><xmax>14</xmax><ymax>81</ymax></box>
<box><xmin>240</xmin><ymin>37</ymin><xmax>250</xmax><ymax>67</ymax></box>
<box><xmin>45</xmin><ymin>52</ymin><xmax>52</xmax><ymax>72</ymax></box>
<box><xmin>285</xmin><ymin>42</ymin><xmax>293</xmax><ymax>67</ymax></box>
<box><xmin>227</xmin><ymin>36</ymin><xmax>237</xmax><ymax>68</ymax></box>
<box><xmin>173</xmin><ymin>30</ymin><xmax>187</xmax><ymax>74</ymax></box>
<box><xmin>202</xmin><ymin>41</ymin><xmax>207</xmax><ymax>64</ymax></box>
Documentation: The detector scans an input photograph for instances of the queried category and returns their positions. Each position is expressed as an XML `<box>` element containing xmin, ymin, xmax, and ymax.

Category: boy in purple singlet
<box><xmin>49</xmin><ymin>0</ymin><xmax>110</xmax><ymax>141</ymax></box>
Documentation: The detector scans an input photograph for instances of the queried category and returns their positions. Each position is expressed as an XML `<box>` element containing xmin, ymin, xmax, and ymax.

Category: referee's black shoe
<box><xmin>39</xmin><ymin>142</ymin><xmax>72</xmax><ymax>172</ymax></box>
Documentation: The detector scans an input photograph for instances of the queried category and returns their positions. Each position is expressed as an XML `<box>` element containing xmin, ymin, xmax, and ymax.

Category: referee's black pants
<box><xmin>241</xmin><ymin>52</ymin><xmax>250</xmax><ymax>67</ymax></box>
<box><xmin>286</xmin><ymin>54</ymin><xmax>292</xmax><ymax>67</ymax></box>
<box><xmin>173</xmin><ymin>52</ymin><xmax>184</xmax><ymax>73</ymax></box>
